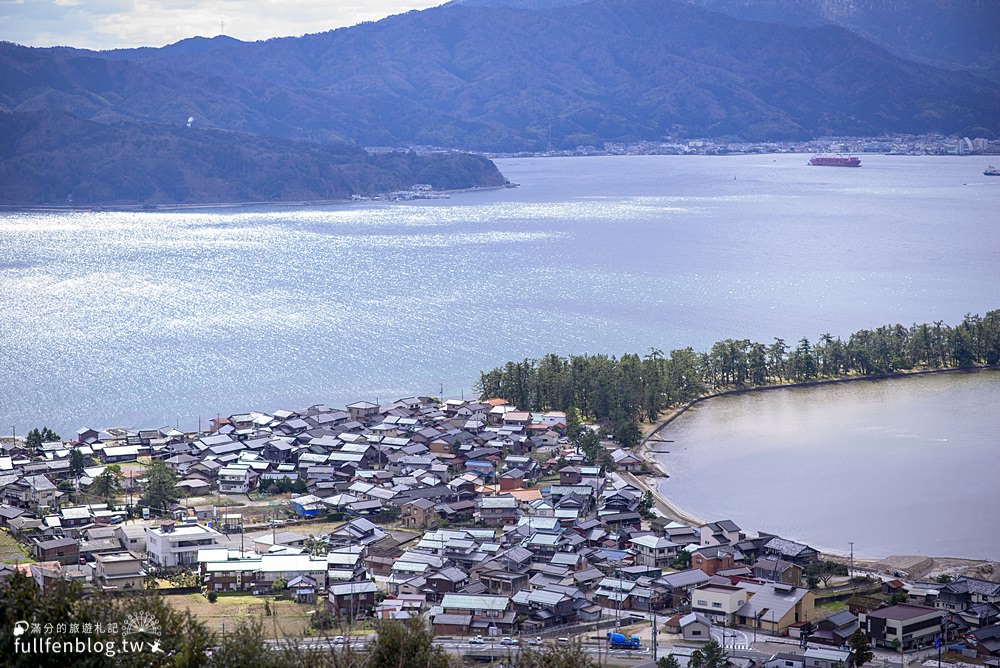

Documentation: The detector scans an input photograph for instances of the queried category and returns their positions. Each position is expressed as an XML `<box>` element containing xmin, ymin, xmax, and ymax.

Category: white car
<box><xmin>500</xmin><ymin>637</ymin><xmax>517</xmax><ymax>646</ymax></box>
<box><xmin>333</xmin><ymin>636</ymin><xmax>347</xmax><ymax>644</ymax></box>
<box><xmin>470</xmin><ymin>635</ymin><xmax>485</xmax><ymax>644</ymax></box>
<box><xmin>529</xmin><ymin>637</ymin><xmax>543</xmax><ymax>646</ymax></box>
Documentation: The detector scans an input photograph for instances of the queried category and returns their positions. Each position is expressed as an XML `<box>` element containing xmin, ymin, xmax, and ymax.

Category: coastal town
<box><xmin>424</xmin><ymin>133</ymin><xmax>1000</xmax><ymax>160</ymax></box>
<box><xmin>1</xmin><ymin>396</ymin><xmax>999</xmax><ymax>666</ymax></box>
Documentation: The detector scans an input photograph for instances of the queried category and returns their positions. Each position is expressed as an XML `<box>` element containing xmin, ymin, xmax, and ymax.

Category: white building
<box><xmin>700</xmin><ymin>519</ymin><xmax>743</xmax><ymax>546</ymax></box>
<box><xmin>217</xmin><ymin>466</ymin><xmax>251</xmax><ymax>494</ymax></box>
<box><xmin>691</xmin><ymin>583</ymin><xmax>748</xmax><ymax>624</ymax></box>
<box><xmin>630</xmin><ymin>534</ymin><xmax>681</xmax><ymax>568</ymax></box>
<box><xmin>146</xmin><ymin>521</ymin><xmax>222</xmax><ymax>568</ymax></box>
<box><xmin>534</xmin><ymin>411</ymin><xmax>567</xmax><ymax>427</ymax></box>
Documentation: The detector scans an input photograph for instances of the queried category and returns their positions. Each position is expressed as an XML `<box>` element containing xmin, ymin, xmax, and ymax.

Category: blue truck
<box><xmin>607</xmin><ymin>632</ymin><xmax>642</xmax><ymax>649</ymax></box>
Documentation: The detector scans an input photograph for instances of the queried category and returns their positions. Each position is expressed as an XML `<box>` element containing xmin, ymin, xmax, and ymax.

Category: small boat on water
<box><xmin>985</xmin><ymin>165</ymin><xmax>1000</xmax><ymax>176</ymax></box>
<box><xmin>809</xmin><ymin>155</ymin><xmax>861</xmax><ymax>167</ymax></box>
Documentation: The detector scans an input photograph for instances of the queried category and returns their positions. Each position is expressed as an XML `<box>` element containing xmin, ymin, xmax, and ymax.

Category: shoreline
<box><xmin>634</xmin><ymin>365</ymin><xmax>1000</xmax><ymax>575</ymax></box>
<box><xmin>0</xmin><ymin>184</ymin><xmax>511</xmax><ymax>215</ymax></box>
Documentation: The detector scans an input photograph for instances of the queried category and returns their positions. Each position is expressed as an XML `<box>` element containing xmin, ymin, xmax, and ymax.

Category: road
<box><xmin>265</xmin><ymin>636</ymin><xmax>654</xmax><ymax>659</ymax></box>
<box><xmin>710</xmin><ymin>624</ymin><xmax>751</xmax><ymax>651</ymax></box>
<box><xmin>260</xmin><ymin>626</ymin><xmax>949</xmax><ymax>666</ymax></box>
<box><xmin>616</xmin><ymin>471</ymin><xmax>705</xmax><ymax>526</ymax></box>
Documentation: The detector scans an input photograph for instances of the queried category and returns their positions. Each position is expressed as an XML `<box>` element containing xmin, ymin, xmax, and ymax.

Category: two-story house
<box><xmin>479</xmin><ymin>569</ymin><xmax>531</xmax><ymax>596</ymax></box>
<box><xmin>692</xmin><ymin>545</ymin><xmax>738</xmax><ymax>575</ymax></box>
<box><xmin>33</xmin><ymin>536</ymin><xmax>80</xmax><ymax>565</ymax></box>
<box><xmin>631</xmin><ymin>534</ymin><xmax>681</xmax><ymax>568</ymax></box>
<box><xmin>433</xmin><ymin>593</ymin><xmax>515</xmax><ymax>635</ymax></box>
<box><xmin>691</xmin><ymin>583</ymin><xmax>748</xmax><ymax>625</ymax></box>
<box><xmin>4</xmin><ymin>474</ymin><xmax>58</xmax><ymax>512</ymax></box>
<box><xmin>146</xmin><ymin>521</ymin><xmax>222</xmax><ymax>569</ymax></box>
<box><xmin>346</xmin><ymin>401</ymin><xmax>381</xmax><ymax>422</ymax></box>
<box><xmin>93</xmin><ymin>551</ymin><xmax>145</xmax><ymax>590</ymax></box>
<box><xmin>655</xmin><ymin>568</ymin><xmax>712</xmax><ymax>608</ymax></box>
<box><xmin>476</xmin><ymin>495</ymin><xmax>520</xmax><ymax>525</ymax></box>
<box><xmin>859</xmin><ymin>604</ymin><xmax>946</xmax><ymax>650</ymax></box>
<box><xmin>401</xmin><ymin>498</ymin><xmax>437</xmax><ymax>529</ymax></box>
<box><xmin>700</xmin><ymin>519</ymin><xmax>743</xmax><ymax>546</ymax></box>
<box><xmin>735</xmin><ymin>581</ymin><xmax>816</xmax><ymax>635</ymax></box>
<box><xmin>938</xmin><ymin>577</ymin><xmax>1000</xmax><ymax>612</ymax></box>
<box><xmin>328</xmin><ymin>580</ymin><xmax>379</xmax><ymax>618</ymax></box>
<box><xmin>217</xmin><ymin>466</ymin><xmax>252</xmax><ymax>494</ymax></box>
<box><xmin>512</xmin><ymin>587</ymin><xmax>577</xmax><ymax>629</ymax></box>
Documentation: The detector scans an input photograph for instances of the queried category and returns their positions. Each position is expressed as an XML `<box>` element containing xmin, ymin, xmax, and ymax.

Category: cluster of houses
<box><xmin>2</xmin><ymin>396</ymin><xmax>1000</xmax><ymax>662</ymax></box>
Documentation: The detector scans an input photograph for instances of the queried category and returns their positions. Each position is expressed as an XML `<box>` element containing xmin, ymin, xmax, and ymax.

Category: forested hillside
<box><xmin>0</xmin><ymin>111</ymin><xmax>506</xmax><ymax>206</ymax></box>
<box><xmin>2</xmin><ymin>0</ymin><xmax>998</xmax><ymax>151</ymax></box>
<box><xmin>681</xmin><ymin>0</ymin><xmax>1000</xmax><ymax>82</ymax></box>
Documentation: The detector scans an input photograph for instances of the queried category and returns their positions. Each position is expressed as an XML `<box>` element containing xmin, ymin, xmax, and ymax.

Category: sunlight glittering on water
<box><xmin>2</xmin><ymin>154</ymin><xmax>998</xmax><ymax>433</ymax></box>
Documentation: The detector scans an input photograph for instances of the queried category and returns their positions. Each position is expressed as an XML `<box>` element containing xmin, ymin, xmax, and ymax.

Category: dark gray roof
<box><xmin>429</xmin><ymin>567</ymin><xmax>468</xmax><ymax>583</ymax></box>
<box><xmin>658</xmin><ymin>568</ymin><xmax>711</xmax><ymax>589</ymax></box>
<box><xmin>764</xmin><ymin>535</ymin><xmax>815</xmax><ymax>557</ymax></box>
<box><xmin>433</xmin><ymin>613</ymin><xmax>472</xmax><ymax>625</ymax></box>
<box><xmin>946</xmin><ymin>577</ymin><xmax>1000</xmax><ymax>597</ymax></box>
<box><xmin>824</xmin><ymin>610</ymin><xmax>858</xmax><ymax>628</ymax></box>
<box><xmin>0</xmin><ymin>505</ymin><xmax>26</xmax><ymax>520</ymax></box>
<box><xmin>36</xmin><ymin>537</ymin><xmax>78</xmax><ymax>549</ymax></box>
<box><xmin>574</xmin><ymin>568</ymin><xmax>605</xmax><ymax>584</ymax></box>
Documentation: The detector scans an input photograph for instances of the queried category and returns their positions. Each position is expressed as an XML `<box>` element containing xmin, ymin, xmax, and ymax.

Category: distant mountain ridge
<box><xmin>1</xmin><ymin>0</ymin><xmax>998</xmax><ymax>152</ymax></box>
<box><xmin>680</xmin><ymin>0</ymin><xmax>1000</xmax><ymax>82</ymax></box>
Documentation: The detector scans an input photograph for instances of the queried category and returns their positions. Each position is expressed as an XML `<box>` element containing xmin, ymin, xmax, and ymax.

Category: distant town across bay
<box><xmin>478</xmin><ymin>133</ymin><xmax>1000</xmax><ymax>159</ymax></box>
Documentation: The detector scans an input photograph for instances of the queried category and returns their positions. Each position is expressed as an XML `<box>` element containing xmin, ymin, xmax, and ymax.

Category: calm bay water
<box><xmin>655</xmin><ymin>370</ymin><xmax>1000</xmax><ymax>559</ymax></box>
<box><xmin>1</xmin><ymin>153</ymin><xmax>998</xmax><ymax>440</ymax></box>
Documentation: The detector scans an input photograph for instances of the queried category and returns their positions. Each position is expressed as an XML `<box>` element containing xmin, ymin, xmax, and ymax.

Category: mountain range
<box><xmin>678</xmin><ymin>0</ymin><xmax>1000</xmax><ymax>83</ymax></box>
<box><xmin>3</xmin><ymin>0</ymin><xmax>997</xmax><ymax>153</ymax></box>
<box><xmin>1</xmin><ymin>0</ymin><xmax>998</xmax><ymax>204</ymax></box>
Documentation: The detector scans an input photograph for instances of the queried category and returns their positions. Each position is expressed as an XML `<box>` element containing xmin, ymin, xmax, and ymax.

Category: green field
<box><xmin>163</xmin><ymin>592</ymin><xmax>376</xmax><ymax>639</ymax></box>
<box><xmin>0</xmin><ymin>528</ymin><xmax>34</xmax><ymax>564</ymax></box>
<box><xmin>815</xmin><ymin>599</ymin><xmax>850</xmax><ymax>615</ymax></box>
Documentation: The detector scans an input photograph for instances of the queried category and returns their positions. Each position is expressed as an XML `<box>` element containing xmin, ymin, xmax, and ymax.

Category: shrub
<box><xmin>311</xmin><ymin>609</ymin><xmax>337</xmax><ymax>630</ymax></box>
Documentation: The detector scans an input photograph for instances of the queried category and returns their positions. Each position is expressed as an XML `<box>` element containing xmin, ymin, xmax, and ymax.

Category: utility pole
<box><xmin>937</xmin><ymin>615</ymin><xmax>947</xmax><ymax>668</ymax></box>
<box><xmin>652</xmin><ymin>608</ymin><xmax>658</xmax><ymax>660</ymax></box>
<box><xmin>850</xmin><ymin>542</ymin><xmax>855</xmax><ymax>580</ymax></box>
<box><xmin>615</xmin><ymin>561</ymin><xmax>622</xmax><ymax>628</ymax></box>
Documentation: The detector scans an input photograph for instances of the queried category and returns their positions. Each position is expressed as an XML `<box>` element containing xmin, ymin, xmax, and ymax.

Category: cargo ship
<box><xmin>985</xmin><ymin>165</ymin><xmax>1000</xmax><ymax>176</ymax></box>
<box><xmin>809</xmin><ymin>155</ymin><xmax>861</xmax><ymax>167</ymax></box>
